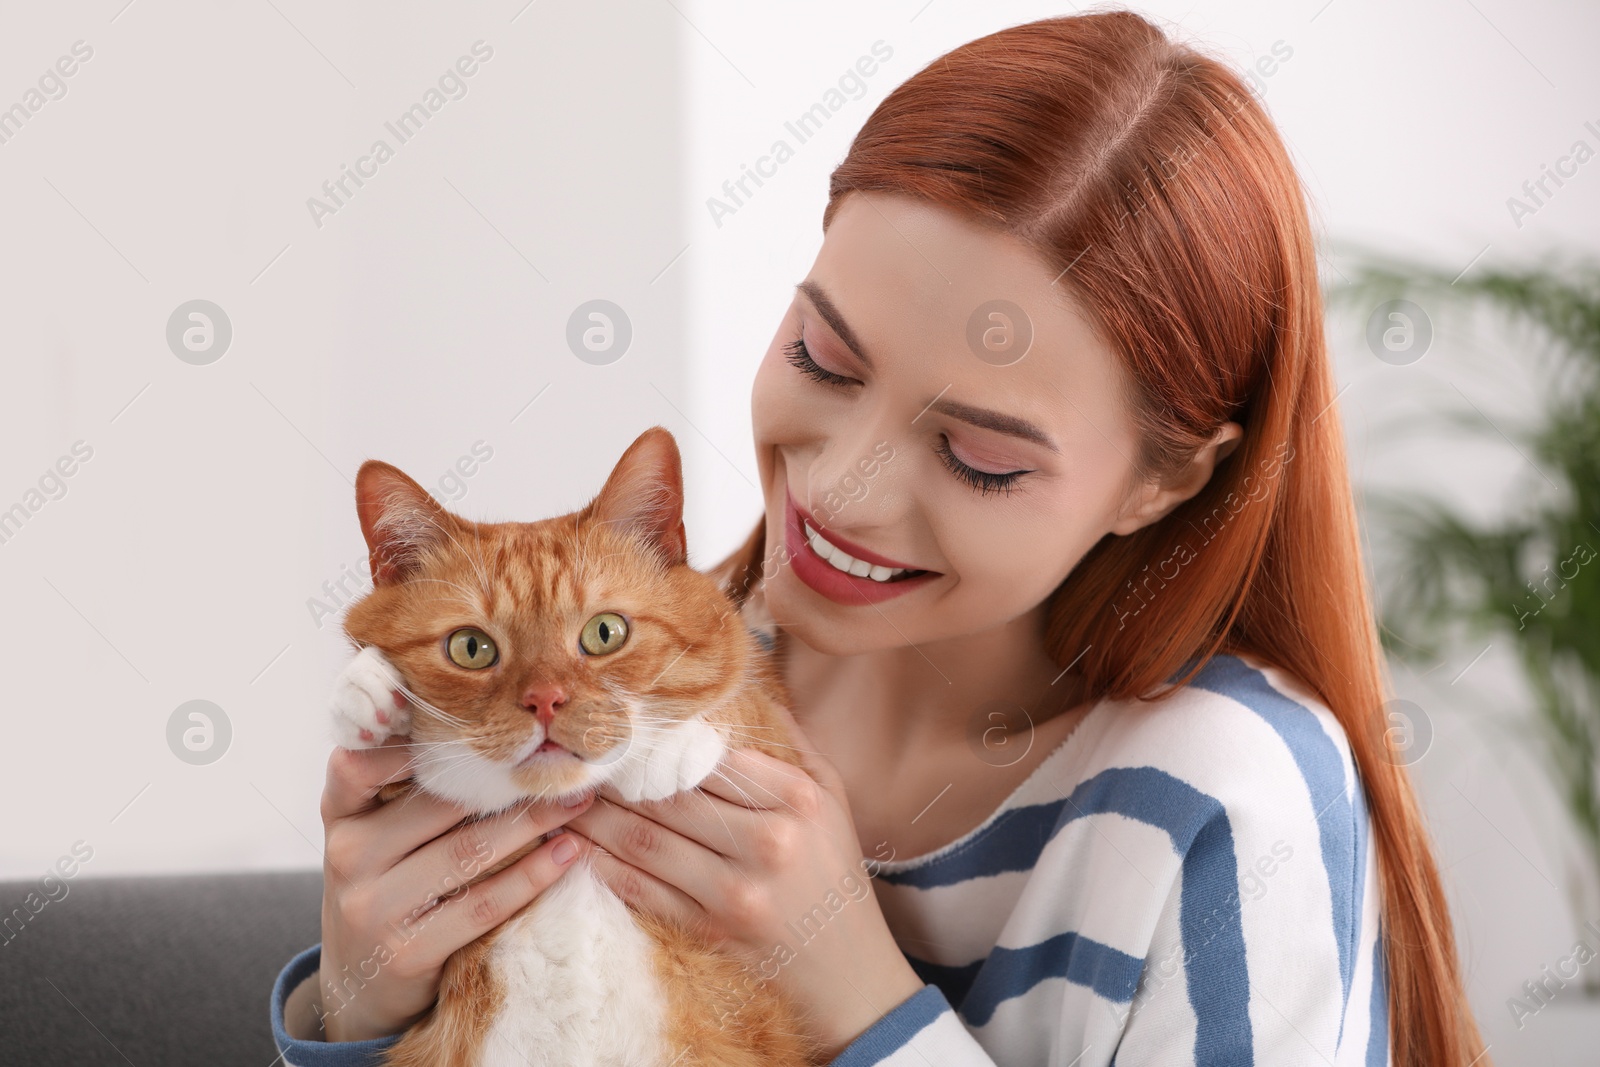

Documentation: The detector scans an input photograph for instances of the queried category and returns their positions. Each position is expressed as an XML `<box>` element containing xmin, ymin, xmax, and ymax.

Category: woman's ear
<box><xmin>1108</xmin><ymin>421</ymin><xmax>1243</xmax><ymax>537</ymax></box>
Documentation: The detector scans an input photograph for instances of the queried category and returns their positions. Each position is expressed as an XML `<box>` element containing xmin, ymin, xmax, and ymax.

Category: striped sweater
<box><xmin>269</xmin><ymin>650</ymin><xmax>1389</xmax><ymax>1066</ymax></box>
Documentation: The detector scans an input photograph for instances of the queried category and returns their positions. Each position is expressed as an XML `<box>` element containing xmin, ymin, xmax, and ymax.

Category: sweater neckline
<box><xmin>861</xmin><ymin>651</ymin><xmax>1263</xmax><ymax>874</ymax></box>
<box><xmin>864</xmin><ymin>696</ymin><xmax>1108</xmax><ymax>875</ymax></box>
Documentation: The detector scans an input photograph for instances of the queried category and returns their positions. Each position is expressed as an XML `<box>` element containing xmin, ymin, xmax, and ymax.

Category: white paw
<box><xmin>331</xmin><ymin>645</ymin><xmax>413</xmax><ymax>749</ymax></box>
<box><xmin>607</xmin><ymin>719</ymin><xmax>728</xmax><ymax>802</ymax></box>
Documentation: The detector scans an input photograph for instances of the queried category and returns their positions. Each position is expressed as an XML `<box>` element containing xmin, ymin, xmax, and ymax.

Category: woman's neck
<box><xmin>776</xmin><ymin>598</ymin><xmax>1092</xmax><ymax>755</ymax></box>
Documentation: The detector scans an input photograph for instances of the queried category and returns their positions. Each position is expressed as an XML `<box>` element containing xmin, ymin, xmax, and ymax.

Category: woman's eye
<box><xmin>781</xmin><ymin>329</ymin><xmax>1027</xmax><ymax>495</ymax></box>
<box><xmin>935</xmin><ymin>434</ymin><xmax>1030</xmax><ymax>496</ymax></box>
<box><xmin>580</xmin><ymin>612</ymin><xmax>630</xmax><ymax>655</ymax></box>
<box><xmin>446</xmin><ymin>628</ymin><xmax>498</xmax><ymax>669</ymax></box>
<box><xmin>783</xmin><ymin>335</ymin><xmax>856</xmax><ymax>387</ymax></box>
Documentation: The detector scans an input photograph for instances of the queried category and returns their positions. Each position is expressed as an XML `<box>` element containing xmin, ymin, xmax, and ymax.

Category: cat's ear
<box><xmin>584</xmin><ymin>426</ymin><xmax>687</xmax><ymax>568</ymax></box>
<box><xmin>354</xmin><ymin>460</ymin><xmax>461</xmax><ymax>585</ymax></box>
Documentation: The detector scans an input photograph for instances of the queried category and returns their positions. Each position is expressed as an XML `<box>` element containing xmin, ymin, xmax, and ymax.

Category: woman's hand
<box><xmin>562</xmin><ymin>704</ymin><xmax>925</xmax><ymax>1059</ymax></box>
<box><xmin>312</xmin><ymin>734</ymin><xmax>596</xmax><ymax>1043</ymax></box>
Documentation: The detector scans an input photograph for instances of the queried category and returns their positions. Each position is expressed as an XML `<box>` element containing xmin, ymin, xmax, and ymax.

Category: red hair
<box><xmin>715</xmin><ymin>8</ymin><xmax>1488</xmax><ymax>1065</ymax></box>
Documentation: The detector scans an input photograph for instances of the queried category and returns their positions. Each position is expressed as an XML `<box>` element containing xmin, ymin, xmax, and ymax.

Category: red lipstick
<box><xmin>783</xmin><ymin>486</ymin><xmax>938</xmax><ymax>605</ymax></box>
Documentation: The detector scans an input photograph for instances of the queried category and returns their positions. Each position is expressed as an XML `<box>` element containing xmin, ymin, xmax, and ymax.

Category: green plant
<box><xmin>1327</xmin><ymin>248</ymin><xmax>1600</xmax><ymax>982</ymax></box>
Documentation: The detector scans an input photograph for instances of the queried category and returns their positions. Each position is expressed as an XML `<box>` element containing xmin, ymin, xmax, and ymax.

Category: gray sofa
<box><xmin>0</xmin><ymin>870</ymin><xmax>322</xmax><ymax>1065</ymax></box>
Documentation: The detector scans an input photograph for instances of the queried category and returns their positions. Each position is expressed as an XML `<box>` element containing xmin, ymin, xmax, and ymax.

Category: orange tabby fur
<box><xmin>338</xmin><ymin>427</ymin><xmax>821</xmax><ymax>1067</ymax></box>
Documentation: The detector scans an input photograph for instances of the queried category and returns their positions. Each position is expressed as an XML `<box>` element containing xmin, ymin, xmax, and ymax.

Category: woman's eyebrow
<box><xmin>926</xmin><ymin>396</ymin><xmax>1060</xmax><ymax>453</ymax></box>
<box><xmin>796</xmin><ymin>280</ymin><xmax>875</xmax><ymax>368</ymax></box>
<box><xmin>795</xmin><ymin>279</ymin><xmax>1060</xmax><ymax>454</ymax></box>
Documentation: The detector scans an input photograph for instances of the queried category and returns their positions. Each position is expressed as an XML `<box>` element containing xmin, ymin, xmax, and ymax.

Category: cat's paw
<box><xmin>607</xmin><ymin>719</ymin><xmax>728</xmax><ymax>802</ymax></box>
<box><xmin>331</xmin><ymin>645</ymin><xmax>413</xmax><ymax>749</ymax></box>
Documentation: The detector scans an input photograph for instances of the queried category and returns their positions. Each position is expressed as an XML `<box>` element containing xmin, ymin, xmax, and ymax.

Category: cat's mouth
<box><xmin>514</xmin><ymin>737</ymin><xmax>578</xmax><ymax>766</ymax></box>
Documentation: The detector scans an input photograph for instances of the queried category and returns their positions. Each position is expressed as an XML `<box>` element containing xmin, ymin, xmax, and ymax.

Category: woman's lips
<box><xmin>790</xmin><ymin>489</ymin><xmax>921</xmax><ymax>570</ymax></box>
<box><xmin>783</xmin><ymin>487</ymin><xmax>939</xmax><ymax>605</ymax></box>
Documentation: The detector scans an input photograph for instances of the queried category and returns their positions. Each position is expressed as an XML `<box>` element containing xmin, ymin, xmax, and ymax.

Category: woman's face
<box><xmin>751</xmin><ymin>192</ymin><xmax>1211</xmax><ymax>656</ymax></box>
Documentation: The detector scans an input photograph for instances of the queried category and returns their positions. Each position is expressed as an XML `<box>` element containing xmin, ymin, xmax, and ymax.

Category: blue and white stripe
<box><xmin>837</xmin><ymin>652</ymin><xmax>1389</xmax><ymax>1067</ymax></box>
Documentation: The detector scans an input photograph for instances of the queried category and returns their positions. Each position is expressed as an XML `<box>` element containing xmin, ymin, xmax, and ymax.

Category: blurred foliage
<box><xmin>1327</xmin><ymin>249</ymin><xmax>1600</xmax><ymax>929</ymax></box>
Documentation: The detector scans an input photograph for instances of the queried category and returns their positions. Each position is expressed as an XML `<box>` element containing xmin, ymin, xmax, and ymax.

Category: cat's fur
<box><xmin>328</xmin><ymin>427</ymin><xmax>820</xmax><ymax>1067</ymax></box>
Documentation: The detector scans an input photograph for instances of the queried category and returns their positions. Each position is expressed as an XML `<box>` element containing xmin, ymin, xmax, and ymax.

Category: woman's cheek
<box><xmin>952</xmin><ymin>512</ymin><xmax>1067</xmax><ymax>599</ymax></box>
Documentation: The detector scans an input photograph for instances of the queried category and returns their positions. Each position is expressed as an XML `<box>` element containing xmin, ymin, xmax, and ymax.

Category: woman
<box><xmin>272</xmin><ymin>10</ymin><xmax>1490</xmax><ymax>1065</ymax></box>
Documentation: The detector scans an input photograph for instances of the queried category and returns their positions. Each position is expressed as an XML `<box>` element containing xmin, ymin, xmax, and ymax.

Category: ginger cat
<box><xmin>327</xmin><ymin>427</ymin><xmax>820</xmax><ymax>1067</ymax></box>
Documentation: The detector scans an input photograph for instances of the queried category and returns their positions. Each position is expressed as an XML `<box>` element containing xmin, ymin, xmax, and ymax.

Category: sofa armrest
<box><xmin>0</xmin><ymin>868</ymin><xmax>322</xmax><ymax>1067</ymax></box>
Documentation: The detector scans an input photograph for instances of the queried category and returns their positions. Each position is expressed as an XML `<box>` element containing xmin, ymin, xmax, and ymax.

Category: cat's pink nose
<box><xmin>522</xmin><ymin>685</ymin><xmax>568</xmax><ymax>724</ymax></box>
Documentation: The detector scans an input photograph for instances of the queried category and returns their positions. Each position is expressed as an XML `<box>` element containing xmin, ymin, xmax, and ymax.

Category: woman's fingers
<box><xmin>584</xmin><ymin>848</ymin><xmax>705</xmax><ymax>935</ymax></box>
<box><xmin>321</xmin><ymin>736</ymin><xmax>419</xmax><ymax>824</ymax></box>
<box><xmin>566</xmin><ymin>794</ymin><xmax>741</xmax><ymax>907</ymax></box>
<box><xmin>343</xmin><ymin>785</ymin><xmax>495</xmax><ymax>877</ymax></box>
<box><xmin>372</xmin><ymin>794</ymin><xmax>594</xmax><ymax>928</ymax></box>
<box><xmin>592</xmin><ymin>782</ymin><xmax>752</xmax><ymax>856</ymax></box>
<box><xmin>383</xmin><ymin>827</ymin><xmax>593</xmax><ymax>974</ymax></box>
<box><xmin>326</xmin><ymin>793</ymin><xmax>481</xmax><ymax>888</ymax></box>
<box><xmin>698</xmin><ymin>745</ymin><xmax>814</xmax><ymax>815</ymax></box>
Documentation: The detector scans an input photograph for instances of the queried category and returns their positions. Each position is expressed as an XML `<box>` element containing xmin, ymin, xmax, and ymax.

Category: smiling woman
<box><xmin>702</xmin><ymin>8</ymin><xmax>1492</xmax><ymax>1067</ymax></box>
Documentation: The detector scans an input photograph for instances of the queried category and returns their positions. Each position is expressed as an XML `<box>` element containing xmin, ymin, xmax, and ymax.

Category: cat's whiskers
<box><xmin>569</xmin><ymin>512</ymin><xmax>589</xmax><ymax>586</ymax></box>
<box><xmin>414</xmin><ymin>752</ymin><xmax>495</xmax><ymax>785</ymax></box>
<box><xmin>620</xmin><ymin>715</ymin><xmax>800</xmax><ymax>759</ymax></box>
<box><xmin>574</xmin><ymin>516</ymin><xmax>664</xmax><ymax>583</ymax></box>
<box><xmin>393</xmin><ymin>683</ymin><xmax>472</xmax><ymax>729</ymax></box>
<box><xmin>406</xmin><ymin>734</ymin><xmax>497</xmax><ymax>751</ymax></box>
<box><xmin>473</xmin><ymin>521</ymin><xmax>491</xmax><ymax>593</ymax></box>
<box><xmin>471</xmin><ymin>521</ymin><xmax>507</xmax><ymax>620</ymax></box>
<box><xmin>395</xmin><ymin>736</ymin><xmax>497</xmax><ymax>777</ymax></box>
<box><xmin>409</xmin><ymin>735</ymin><xmax>505</xmax><ymax>766</ymax></box>
<box><xmin>704</xmin><ymin>761</ymin><xmax>834</xmax><ymax>840</ymax></box>
<box><xmin>379</xmin><ymin>741</ymin><xmax>498</xmax><ymax>814</ymax></box>
<box><xmin>412</xmin><ymin>510</ymin><xmax>496</xmax><ymax>610</ymax></box>
<box><xmin>408</xmin><ymin>741</ymin><xmax>509</xmax><ymax>791</ymax></box>
<box><xmin>461</xmin><ymin>530</ymin><xmax>497</xmax><ymax>610</ymax></box>
<box><xmin>406</xmin><ymin>576</ymin><xmax>488</xmax><ymax>615</ymax></box>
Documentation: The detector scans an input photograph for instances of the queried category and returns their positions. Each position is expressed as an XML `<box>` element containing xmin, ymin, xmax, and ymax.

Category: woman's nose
<box><xmin>806</xmin><ymin>429</ymin><xmax>903</xmax><ymax>528</ymax></box>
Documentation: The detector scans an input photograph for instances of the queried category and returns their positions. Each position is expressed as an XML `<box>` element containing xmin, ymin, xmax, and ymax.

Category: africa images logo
<box><xmin>305</xmin><ymin>41</ymin><xmax>495</xmax><ymax>229</ymax></box>
<box><xmin>705</xmin><ymin>40</ymin><xmax>893</xmax><ymax>228</ymax></box>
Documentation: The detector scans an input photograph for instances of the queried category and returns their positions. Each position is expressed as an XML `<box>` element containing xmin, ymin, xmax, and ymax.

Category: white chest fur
<box><xmin>477</xmin><ymin>855</ymin><xmax>672</xmax><ymax>1067</ymax></box>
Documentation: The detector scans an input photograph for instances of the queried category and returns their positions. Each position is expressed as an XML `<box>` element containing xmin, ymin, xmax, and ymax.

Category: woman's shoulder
<box><xmin>1068</xmin><ymin>650</ymin><xmax>1368</xmax><ymax>854</ymax></box>
<box><xmin>1053</xmin><ymin>658</ymin><xmax>1387</xmax><ymax>1067</ymax></box>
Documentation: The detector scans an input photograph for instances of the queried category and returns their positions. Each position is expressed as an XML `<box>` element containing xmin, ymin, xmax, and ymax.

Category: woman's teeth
<box><xmin>803</xmin><ymin>521</ymin><xmax>917</xmax><ymax>582</ymax></box>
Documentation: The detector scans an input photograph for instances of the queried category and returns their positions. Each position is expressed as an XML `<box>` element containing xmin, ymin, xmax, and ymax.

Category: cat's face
<box><xmin>343</xmin><ymin>428</ymin><xmax>749</xmax><ymax>813</ymax></box>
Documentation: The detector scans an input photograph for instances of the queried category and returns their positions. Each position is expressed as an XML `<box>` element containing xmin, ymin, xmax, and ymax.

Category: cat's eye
<box><xmin>579</xmin><ymin>613</ymin><xmax>629</xmax><ymax>655</ymax></box>
<box><xmin>446</xmin><ymin>628</ymin><xmax>498</xmax><ymax>669</ymax></box>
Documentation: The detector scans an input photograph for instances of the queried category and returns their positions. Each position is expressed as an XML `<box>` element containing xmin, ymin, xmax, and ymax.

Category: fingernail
<box><xmin>563</xmin><ymin>791</ymin><xmax>592</xmax><ymax>808</ymax></box>
<box><xmin>552</xmin><ymin>835</ymin><xmax>578</xmax><ymax>865</ymax></box>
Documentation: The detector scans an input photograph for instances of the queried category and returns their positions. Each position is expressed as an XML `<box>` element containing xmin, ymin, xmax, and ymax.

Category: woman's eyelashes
<box><xmin>784</xmin><ymin>332</ymin><xmax>1033</xmax><ymax>496</ymax></box>
<box><xmin>783</xmin><ymin>335</ymin><xmax>856</xmax><ymax>387</ymax></box>
<box><xmin>936</xmin><ymin>434</ymin><xmax>1030</xmax><ymax>495</ymax></box>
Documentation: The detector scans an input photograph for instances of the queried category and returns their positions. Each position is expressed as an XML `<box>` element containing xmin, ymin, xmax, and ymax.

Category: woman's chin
<box><xmin>763</xmin><ymin>580</ymin><xmax>903</xmax><ymax>657</ymax></box>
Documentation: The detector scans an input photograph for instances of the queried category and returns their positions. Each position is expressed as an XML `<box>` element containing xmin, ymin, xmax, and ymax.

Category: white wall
<box><xmin>3</xmin><ymin>0</ymin><xmax>1597</xmax><ymax>1061</ymax></box>
<box><xmin>0</xmin><ymin>1</ymin><xmax>689</xmax><ymax>874</ymax></box>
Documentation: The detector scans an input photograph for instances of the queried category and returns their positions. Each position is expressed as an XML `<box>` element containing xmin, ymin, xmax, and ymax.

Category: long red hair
<box><xmin>714</xmin><ymin>8</ymin><xmax>1488</xmax><ymax>1065</ymax></box>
